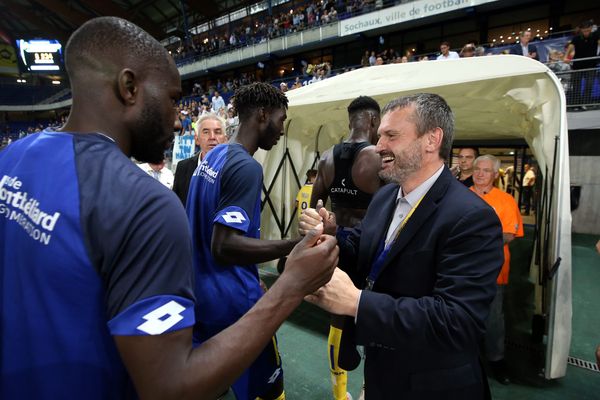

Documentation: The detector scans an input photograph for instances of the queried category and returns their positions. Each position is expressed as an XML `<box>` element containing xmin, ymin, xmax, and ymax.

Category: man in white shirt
<box><xmin>509</xmin><ymin>31</ymin><xmax>538</xmax><ymax>60</ymax></box>
<box><xmin>138</xmin><ymin>159</ymin><xmax>174</xmax><ymax>189</ymax></box>
<box><xmin>211</xmin><ymin>91</ymin><xmax>226</xmax><ymax>113</ymax></box>
<box><xmin>521</xmin><ymin>164</ymin><xmax>536</xmax><ymax>215</ymax></box>
<box><xmin>436</xmin><ymin>41</ymin><xmax>460</xmax><ymax>60</ymax></box>
<box><xmin>368</xmin><ymin>51</ymin><xmax>376</xmax><ymax>66</ymax></box>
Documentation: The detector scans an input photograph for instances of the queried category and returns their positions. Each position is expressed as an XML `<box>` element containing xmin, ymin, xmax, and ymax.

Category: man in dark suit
<box><xmin>302</xmin><ymin>93</ymin><xmax>504</xmax><ymax>400</ymax></box>
<box><xmin>173</xmin><ymin>114</ymin><xmax>227</xmax><ymax>205</ymax></box>
<box><xmin>509</xmin><ymin>30</ymin><xmax>538</xmax><ymax>60</ymax></box>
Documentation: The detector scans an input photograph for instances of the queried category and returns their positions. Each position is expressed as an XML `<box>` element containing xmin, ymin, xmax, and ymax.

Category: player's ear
<box><xmin>117</xmin><ymin>68</ymin><xmax>137</xmax><ymax>105</ymax></box>
<box><xmin>258</xmin><ymin>107</ymin><xmax>267</xmax><ymax>123</ymax></box>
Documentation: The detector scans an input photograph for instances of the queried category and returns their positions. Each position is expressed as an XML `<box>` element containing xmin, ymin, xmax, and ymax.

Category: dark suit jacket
<box><xmin>172</xmin><ymin>153</ymin><xmax>200</xmax><ymax>206</ymax></box>
<box><xmin>509</xmin><ymin>43</ymin><xmax>538</xmax><ymax>60</ymax></box>
<box><xmin>338</xmin><ymin>167</ymin><xmax>503</xmax><ymax>400</ymax></box>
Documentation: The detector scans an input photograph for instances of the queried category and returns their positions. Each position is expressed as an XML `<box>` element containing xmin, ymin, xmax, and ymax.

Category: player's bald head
<box><xmin>64</xmin><ymin>17</ymin><xmax>172</xmax><ymax>83</ymax></box>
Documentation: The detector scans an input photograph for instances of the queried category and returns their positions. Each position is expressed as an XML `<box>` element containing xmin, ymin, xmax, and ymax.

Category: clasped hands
<box><xmin>299</xmin><ymin>200</ymin><xmax>361</xmax><ymax>318</ymax></box>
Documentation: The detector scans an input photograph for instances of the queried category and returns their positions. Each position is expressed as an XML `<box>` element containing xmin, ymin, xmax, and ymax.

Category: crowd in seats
<box><xmin>179</xmin><ymin>25</ymin><xmax>598</xmax><ymax>115</ymax></box>
<box><xmin>1</xmin><ymin>116</ymin><xmax>66</xmax><ymax>147</ymax></box>
<box><xmin>175</xmin><ymin>72</ymin><xmax>260</xmax><ymax>134</ymax></box>
<box><xmin>170</xmin><ymin>0</ymin><xmax>395</xmax><ymax>64</ymax></box>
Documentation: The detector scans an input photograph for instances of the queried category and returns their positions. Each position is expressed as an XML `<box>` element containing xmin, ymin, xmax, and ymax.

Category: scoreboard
<box><xmin>16</xmin><ymin>39</ymin><xmax>63</xmax><ymax>73</ymax></box>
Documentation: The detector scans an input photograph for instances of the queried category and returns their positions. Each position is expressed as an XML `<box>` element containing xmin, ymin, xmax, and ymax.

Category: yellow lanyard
<box><xmin>384</xmin><ymin>195</ymin><xmax>425</xmax><ymax>250</ymax></box>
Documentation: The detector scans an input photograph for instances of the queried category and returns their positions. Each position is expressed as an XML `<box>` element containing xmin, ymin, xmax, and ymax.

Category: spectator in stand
<box><xmin>322</xmin><ymin>9</ymin><xmax>331</xmax><ymax>24</ymax></box>
<box><xmin>509</xmin><ymin>31</ymin><xmax>538</xmax><ymax>60</ymax></box>
<box><xmin>192</xmin><ymin>82</ymin><xmax>203</xmax><ymax>95</ymax></box>
<box><xmin>361</xmin><ymin>50</ymin><xmax>370</xmax><ymax>67</ymax></box>
<box><xmin>521</xmin><ymin>164</ymin><xmax>536</xmax><ymax>215</ymax></box>
<box><xmin>375</xmin><ymin>56</ymin><xmax>384</xmax><ymax>66</ymax></box>
<box><xmin>180</xmin><ymin>110</ymin><xmax>193</xmax><ymax>136</ymax></box>
<box><xmin>211</xmin><ymin>90</ymin><xmax>226</xmax><ymax>113</ymax></box>
<box><xmin>199</xmin><ymin>104</ymin><xmax>211</xmax><ymax>117</ymax></box>
<box><xmin>368</xmin><ymin>51</ymin><xmax>376</xmax><ymax>66</ymax></box>
<box><xmin>548</xmin><ymin>49</ymin><xmax>572</xmax><ymax>92</ymax></box>
<box><xmin>475</xmin><ymin>46</ymin><xmax>487</xmax><ymax>57</ymax></box>
<box><xmin>330</xmin><ymin>7</ymin><xmax>338</xmax><ymax>20</ymax></box>
<box><xmin>400</xmin><ymin>55</ymin><xmax>409</xmax><ymax>63</ymax></box>
<box><xmin>226</xmin><ymin>108</ymin><xmax>239</xmax><ymax>128</ymax></box>
<box><xmin>280</xmin><ymin>82</ymin><xmax>289</xmax><ymax>93</ymax></box>
<box><xmin>292</xmin><ymin>76</ymin><xmax>303</xmax><ymax>89</ymax></box>
<box><xmin>379</xmin><ymin>49</ymin><xmax>389</xmax><ymax>63</ymax></box>
<box><xmin>217</xmin><ymin>107</ymin><xmax>228</xmax><ymax>121</ymax></box>
<box><xmin>566</xmin><ymin>20</ymin><xmax>600</xmax><ymax>109</ymax></box>
<box><xmin>201</xmin><ymin>94</ymin><xmax>211</xmax><ymax>110</ymax></box>
<box><xmin>191</xmin><ymin>114</ymin><xmax>198</xmax><ymax>133</ymax></box>
<box><xmin>460</xmin><ymin>43</ymin><xmax>476</xmax><ymax>58</ymax></box>
<box><xmin>437</xmin><ymin>41</ymin><xmax>460</xmax><ymax>60</ymax></box>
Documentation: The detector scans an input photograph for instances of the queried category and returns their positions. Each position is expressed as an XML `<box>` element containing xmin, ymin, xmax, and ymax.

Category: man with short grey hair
<box><xmin>471</xmin><ymin>154</ymin><xmax>523</xmax><ymax>385</ymax></box>
<box><xmin>173</xmin><ymin>114</ymin><xmax>227</xmax><ymax>205</ymax></box>
<box><xmin>301</xmin><ymin>93</ymin><xmax>503</xmax><ymax>399</ymax></box>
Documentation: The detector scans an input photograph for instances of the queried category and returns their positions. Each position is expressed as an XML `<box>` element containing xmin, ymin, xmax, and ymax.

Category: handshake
<box><xmin>284</xmin><ymin>200</ymin><xmax>359</xmax><ymax>317</ymax></box>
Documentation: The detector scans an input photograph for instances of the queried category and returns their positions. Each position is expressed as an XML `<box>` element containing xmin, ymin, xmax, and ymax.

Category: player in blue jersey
<box><xmin>187</xmin><ymin>82</ymin><xmax>299</xmax><ymax>400</ymax></box>
<box><xmin>0</xmin><ymin>17</ymin><xmax>338</xmax><ymax>400</ymax></box>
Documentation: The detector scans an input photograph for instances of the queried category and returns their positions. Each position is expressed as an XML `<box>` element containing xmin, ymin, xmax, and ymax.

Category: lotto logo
<box><xmin>222</xmin><ymin>211</ymin><xmax>246</xmax><ymax>224</ymax></box>
<box><xmin>267</xmin><ymin>367</ymin><xmax>282</xmax><ymax>384</ymax></box>
<box><xmin>137</xmin><ymin>301</ymin><xmax>185</xmax><ymax>335</ymax></box>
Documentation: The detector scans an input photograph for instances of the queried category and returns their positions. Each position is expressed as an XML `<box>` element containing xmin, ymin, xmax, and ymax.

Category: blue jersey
<box><xmin>187</xmin><ymin>143</ymin><xmax>264</xmax><ymax>331</ymax></box>
<box><xmin>0</xmin><ymin>132</ymin><xmax>196</xmax><ymax>399</ymax></box>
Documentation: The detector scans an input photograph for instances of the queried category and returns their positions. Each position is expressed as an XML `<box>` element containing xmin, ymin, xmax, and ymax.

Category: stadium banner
<box><xmin>340</xmin><ymin>0</ymin><xmax>498</xmax><ymax>37</ymax></box>
<box><xmin>172</xmin><ymin>134</ymin><xmax>195</xmax><ymax>168</ymax></box>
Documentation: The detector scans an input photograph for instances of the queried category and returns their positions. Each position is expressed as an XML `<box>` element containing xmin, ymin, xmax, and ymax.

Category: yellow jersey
<box><xmin>296</xmin><ymin>183</ymin><xmax>314</xmax><ymax>220</ymax></box>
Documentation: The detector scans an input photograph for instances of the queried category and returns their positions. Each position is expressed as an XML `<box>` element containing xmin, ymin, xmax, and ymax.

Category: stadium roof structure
<box><xmin>0</xmin><ymin>0</ymin><xmax>257</xmax><ymax>44</ymax></box>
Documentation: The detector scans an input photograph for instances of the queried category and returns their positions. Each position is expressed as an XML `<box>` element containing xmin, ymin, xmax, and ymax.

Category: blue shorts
<box><xmin>195</xmin><ymin>322</ymin><xmax>284</xmax><ymax>399</ymax></box>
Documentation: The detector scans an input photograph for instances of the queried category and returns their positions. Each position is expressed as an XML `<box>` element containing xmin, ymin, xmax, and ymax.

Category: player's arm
<box><xmin>210</xmin><ymin>157</ymin><xmax>299</xmax><ymax>265</ymax></box>
<box><xmin>116</xmin><ymin>227</ymin><xmax>339</xmax><ymax>400</ymax></box>
<box><xmin>565</xmin><ymin>43</ymin><xmax>575</xmax><ymax>60</ymax></box>
<box><xmin>310</xmin><ymin>148</ymin><xmax>334</xmax><ymax>208</ymax></box>
<box><xmin>353</xmin><ymin>145</ymin><xmax>383</xmax><ymax>194</ymax></box>
<box><xmin>211</xmin><ymin>223</ymin><xmax>300</xmax><ymax>265</ymax></box>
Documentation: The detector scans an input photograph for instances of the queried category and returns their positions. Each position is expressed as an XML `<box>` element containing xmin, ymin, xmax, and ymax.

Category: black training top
<box><xmin>329</xmin><ymin>142</ymin><xmax>373</xmax><ymax>211</ymax></box>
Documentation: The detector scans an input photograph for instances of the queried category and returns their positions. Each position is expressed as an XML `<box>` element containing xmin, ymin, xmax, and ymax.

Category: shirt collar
<box><xmin>396</xmin><ymin>164</ymin><xmax>445</xmax><ymax>206</ymax></box>
<box><xmin>95</xmin><ymin>132</ymin><xmax>115</xmax><ymax>143</ymax></box>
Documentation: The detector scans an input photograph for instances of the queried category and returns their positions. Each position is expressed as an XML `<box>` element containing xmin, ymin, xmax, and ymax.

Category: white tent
<box><xmin>255</xmin><ymin>55</ymin><xmax>571</xmax><ymax>379</ymax></box>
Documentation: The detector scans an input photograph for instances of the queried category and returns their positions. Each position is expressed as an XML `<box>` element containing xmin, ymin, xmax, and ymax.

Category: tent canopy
<box><xmin>285</xmin><ymin>55</ymin><xmax>561</xmax><ymax>174</ymax></box>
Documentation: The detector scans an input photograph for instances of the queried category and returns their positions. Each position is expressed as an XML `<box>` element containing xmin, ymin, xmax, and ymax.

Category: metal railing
<box><xmin>548</xmin><ymin>56</ymin><xmax>600</xmax><ymax>109</ymax></box>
